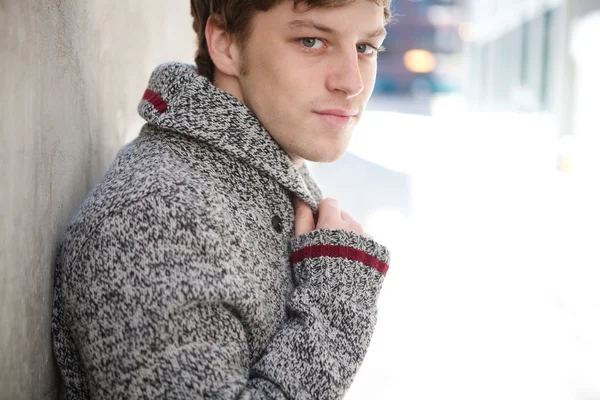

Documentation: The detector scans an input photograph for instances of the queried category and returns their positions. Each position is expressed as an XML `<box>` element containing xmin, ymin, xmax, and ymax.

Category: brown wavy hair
<box><xmin>190</xmin><ymin>0</ymin><xmax>391</xmax><ymax>81</ymax></box>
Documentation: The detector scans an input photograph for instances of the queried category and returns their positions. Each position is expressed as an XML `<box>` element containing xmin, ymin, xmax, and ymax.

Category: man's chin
<box><xmin>297</xmin><ymin>145</ymin><xmax>348</xmax><ymax>164</ymax></box>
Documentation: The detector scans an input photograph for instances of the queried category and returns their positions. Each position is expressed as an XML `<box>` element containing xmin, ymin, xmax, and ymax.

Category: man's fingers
<box><xmin>340</xmin><ymin>210</ymin><xmax>352</xmax><ymax>222</ymax></box>
<box><xmin>295</xmin><ymin>197</ymin><xmax>366</xmax><ymax>237</ymax></box>
<box><xmin>317</xmin><ymin>198</ymin><xmax>341</xmax><ymax>219</ymax></box>
<box><xmin>294</xmin><ymin>198</ymin><xmax>315</xmax><ymax>236</ymax></box>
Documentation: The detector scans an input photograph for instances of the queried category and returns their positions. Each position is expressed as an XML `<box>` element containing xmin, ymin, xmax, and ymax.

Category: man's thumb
<box><xmin>293</xmin><ymin>197</ymin><xmax>315</xmax><ymax>236</ymax></box>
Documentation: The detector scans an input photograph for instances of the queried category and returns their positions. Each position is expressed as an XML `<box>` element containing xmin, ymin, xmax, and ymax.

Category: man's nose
<box><xmin>325</xmin><ymin>50</ymin><xmax>364</xmax><ymax>98</ymax></box>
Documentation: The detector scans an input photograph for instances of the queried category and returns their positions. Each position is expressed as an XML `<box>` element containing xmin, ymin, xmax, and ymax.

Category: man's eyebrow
<box><xmin>288</xmin><ymin>19</ymin><xmax>387</xmax><ymax>39</ymax></box>
<box><xmin>367</xmin><ymin>27</ymin><xmax>387</xmax><ymax>39</ymax></box>
<box><xmin>288</xmin><ymin>19</ymin><xmax>335</xmax><ymax>34</ymax></box>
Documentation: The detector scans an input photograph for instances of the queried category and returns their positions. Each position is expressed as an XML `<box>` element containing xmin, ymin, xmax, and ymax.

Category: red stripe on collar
<box><xmin>143</xmin><ymin>89</ymin><xmax>168</xmax><ymax>114</ymax></box>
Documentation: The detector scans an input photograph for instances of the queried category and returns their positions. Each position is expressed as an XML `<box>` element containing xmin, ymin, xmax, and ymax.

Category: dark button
<box><xmin>271</xmin><ymin>215</ymin><xmax>283</xmax><ymax>233</ymax></box>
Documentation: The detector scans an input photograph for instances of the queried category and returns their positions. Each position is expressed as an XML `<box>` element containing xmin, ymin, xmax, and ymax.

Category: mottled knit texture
<box><xmin>51</xmin><ymin>62</ymin><xmax>391</xmax><ymax>400</ymax></box>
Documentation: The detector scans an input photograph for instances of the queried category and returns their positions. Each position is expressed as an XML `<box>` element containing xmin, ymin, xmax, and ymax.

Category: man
<box><xmin>52</xmin><ymin>0</ymin><xmax>392</xmax><ymax>398</ymax></box>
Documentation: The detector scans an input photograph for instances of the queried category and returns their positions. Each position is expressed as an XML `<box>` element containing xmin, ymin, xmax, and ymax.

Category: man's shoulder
<box><xmin>94</xmin><ymin>125</ymin><xmax>231</xmax><ymax>207</ymax></box>
<box><xmin>59</xmin><ymin>127</ymin><xmax>235</xmax><ymax>259</ymax></box>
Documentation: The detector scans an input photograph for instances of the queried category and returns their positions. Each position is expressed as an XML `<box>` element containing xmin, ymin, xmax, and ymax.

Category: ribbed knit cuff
<box><xmin>290</xmin><ymin>229</ymin><xmax>390</xmax><ymax>276</ymax></box>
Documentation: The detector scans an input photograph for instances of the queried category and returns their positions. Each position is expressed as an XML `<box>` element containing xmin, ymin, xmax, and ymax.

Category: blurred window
<box><xmin>540</xmin><ymin>9</ymin><xmax>555</xmax><ymax>110</ymax></box>
<box><xmin>521</xmin><ymin>21</ymin><xmax>530</xmax><ymax>85</ymax></box>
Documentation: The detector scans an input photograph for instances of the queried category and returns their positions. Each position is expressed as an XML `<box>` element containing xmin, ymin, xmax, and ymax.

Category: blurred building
<box><xmin>464</xmin><ymin>0</ymin><xmax>563</xmax><ymax>113</ymax></box>
<box><xmin>376</xmin><ymin>0</ymin><xmax>465</xmax><ymax>95</ymax></box>
<box><xmin>463</xmin><ymin>0</ymin><xmax>600</xmax><ymax>176</ymax></box>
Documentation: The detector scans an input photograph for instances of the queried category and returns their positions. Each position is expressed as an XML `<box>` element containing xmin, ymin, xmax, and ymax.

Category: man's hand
<box><xmin>293</xmin><ymin>197</ymin><xmax>366</xmax><ymax>237</ymax></box>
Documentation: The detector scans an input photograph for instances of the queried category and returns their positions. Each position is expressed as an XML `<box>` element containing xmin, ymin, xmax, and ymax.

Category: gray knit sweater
<box><xmin>51</xmin><ymin>62</ymin><xmax>390</xmax><ymax>400</ymax></box>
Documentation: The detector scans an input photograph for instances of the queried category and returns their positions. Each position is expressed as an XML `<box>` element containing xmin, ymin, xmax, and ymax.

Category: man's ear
<box><xmin>205</xmin><ymin>16</ymin><xmax>242</xmax><ymax>77</ymax></box>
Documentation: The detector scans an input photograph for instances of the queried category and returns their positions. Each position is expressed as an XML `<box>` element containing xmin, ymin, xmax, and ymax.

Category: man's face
<box><xmin>235</xmin><ymin>0</ymin><xmax>386</xmax><ymax>164</ymax></box>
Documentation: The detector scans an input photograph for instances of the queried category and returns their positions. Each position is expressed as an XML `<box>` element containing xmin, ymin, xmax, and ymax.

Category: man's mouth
<box><xmin>313</xmin><ymin>109</ymin><xmax>359</xmax><ymax>117</ymax></box>
<box><xmin>312</xmin><ymin>109</ymin><xmax>358</xmax><ymax>127</ymax></box>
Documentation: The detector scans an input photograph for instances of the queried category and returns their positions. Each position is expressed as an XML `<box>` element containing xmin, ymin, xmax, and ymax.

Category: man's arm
<box><xmin>61</xmin><ymin>195</ymin><xmax>389</xmax><ymax>399</ymax></box>
<box><xmin>252</xmin><ymin>228</ymin><xmax>388</xmax><ymax>399</ymax></box>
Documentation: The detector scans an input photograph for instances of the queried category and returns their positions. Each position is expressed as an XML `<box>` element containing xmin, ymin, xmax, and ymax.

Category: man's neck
<box><xmin>212</xmin><ymin>72</ymin><xmax>305</xmax><ymax>169</ymax></box>
<box><xmin>213</xmin><ymin>74</ymin><xmax>245</xmax><ymax>105</ymax></box>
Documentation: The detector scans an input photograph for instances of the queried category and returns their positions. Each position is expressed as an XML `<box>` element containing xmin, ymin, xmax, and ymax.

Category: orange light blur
<box><xmin>403</xmin><ymin>49</ymin><xmax>436</xmax><ymax>73</ymax></box>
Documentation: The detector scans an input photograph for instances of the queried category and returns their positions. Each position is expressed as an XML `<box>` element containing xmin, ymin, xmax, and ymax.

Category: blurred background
<box><xmin>307</xmin><ymin>0</ymin><xmax>600</xmax><ymax>399</ymax></box>
<box><xmin>1</xmin><ymin>0</ymin><xmax>599</xmax><ymax>399</ymax></box>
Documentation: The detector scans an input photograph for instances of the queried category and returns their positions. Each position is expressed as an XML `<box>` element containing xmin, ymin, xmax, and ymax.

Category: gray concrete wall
<box><xmin>0</xmin><ymin>2</ymin><xmax>195</xmax><ymax>398</ymax></box>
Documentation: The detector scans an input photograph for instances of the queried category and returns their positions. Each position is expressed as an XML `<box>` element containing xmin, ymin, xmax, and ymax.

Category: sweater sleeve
<box><xmin>60</xmin><ymin>195</ymin><xmax>390</xmax><ymax>400</ymax></box>
<box><xmin>251</xmin><ymin>229</ymin><xmax>389</xmax><ymax>399</ymax></box>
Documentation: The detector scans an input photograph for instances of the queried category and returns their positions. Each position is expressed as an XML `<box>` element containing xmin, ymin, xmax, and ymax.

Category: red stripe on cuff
<box><xmin>291</xmin><ymin>244</ymin><xmax>389</xmax><ymax>276</ymax></box>
<box><xmin>142</xmin><ymin>89</ymin><xmax>168</xmax><ymax>114</ymax></box>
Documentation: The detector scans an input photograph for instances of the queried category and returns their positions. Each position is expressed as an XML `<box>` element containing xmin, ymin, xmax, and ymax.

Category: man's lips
<box><xmin>312</xmin><ymin>109</ymin><xmax>358</xmax><ymax>127</ymax></box>
<box><xmin>313</xmin><ymin>109</ymin><xmax>358</xmax><ymax>117</ymax></box>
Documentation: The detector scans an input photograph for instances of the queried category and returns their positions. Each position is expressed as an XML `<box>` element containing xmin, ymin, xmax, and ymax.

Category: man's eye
<box><xmin>357</xmin><ymin>44</ymin><xmax>376</xmax><ymax>55</ymax></box>
<box><xmin>301</xmin><ymin>38</ymin><xmax>325</xmax><ymax>49</ymax></box>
